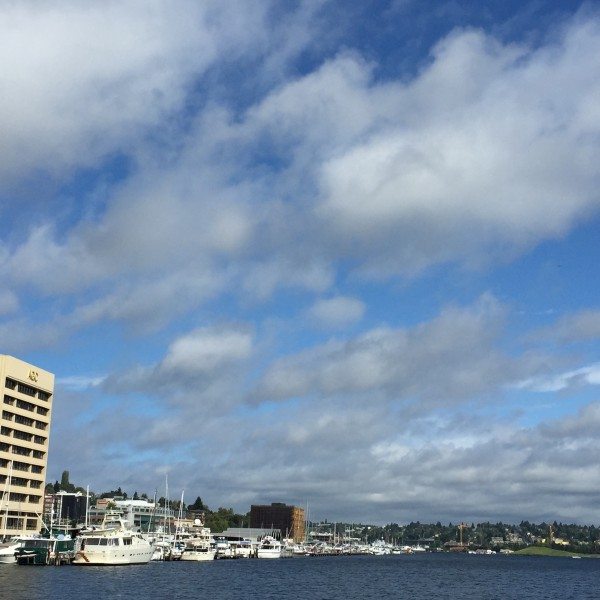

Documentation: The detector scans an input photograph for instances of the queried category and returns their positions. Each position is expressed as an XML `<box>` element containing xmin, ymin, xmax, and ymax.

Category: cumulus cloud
<box><xmin>308</xmin><ymin>296</ymin><xmax>366</xmax><ymax>328</ymax></box>
<box><xmin>533</xmin><ymin>309</ymin><xmax>600</xmax><ymax>343</ymax></box>
<box><xmin>0</xmin><ymin>0</ymin><xmax>271</xmax><ymax>181</ymax></box>
<box><xmin>516</xmin><ymin>362</ymin><xmax>600</xmax><ymax>393</ymax></box>
<box><xmin>257</xmin><ymin>295</ymin><xmax>521</xmax><ymax>405</ymax></box>
<box><xmin>2</xmin><ymin>12</ymin><xmax>600</xmax><ymax>335</ymax></box>
<box><xmin>103</xmin><ymin>324</ymin><xmax>254</xmax><ymax>402</ymax></box>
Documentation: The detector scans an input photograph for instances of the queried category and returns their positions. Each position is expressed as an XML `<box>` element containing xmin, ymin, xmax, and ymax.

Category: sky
<box><xmin>1</xmin><ymin>0</ymin><xmax>600</xmax><ymax>525</ymax></box>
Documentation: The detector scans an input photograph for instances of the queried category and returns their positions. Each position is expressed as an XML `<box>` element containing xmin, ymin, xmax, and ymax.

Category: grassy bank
<box><xmin>514</xmin><ymin>546</ymin><xmax>596</xmax><ymax>558</ymax></box>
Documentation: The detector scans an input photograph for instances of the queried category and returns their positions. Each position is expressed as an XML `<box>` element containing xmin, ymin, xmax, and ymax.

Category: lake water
<box><xmin>0</xmin><ymin>553</ymin><xmax>598</xmax><ymax>600</ymax></box>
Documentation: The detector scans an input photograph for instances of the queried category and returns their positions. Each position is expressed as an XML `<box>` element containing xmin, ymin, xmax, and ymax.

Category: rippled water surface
<box><xmin>1</xmin><ymin>553</ymin><xmax>598</xmax><ymax>600</ymax></box>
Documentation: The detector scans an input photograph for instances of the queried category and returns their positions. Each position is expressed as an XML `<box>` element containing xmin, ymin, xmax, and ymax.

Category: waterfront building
<box><xmin>250</xmin><ymin>502</ymin><xmax>305</xmax><ymax>542</ymax></box>
<box><xmin>0</xmin><ymin>355</ymin><xmax>54</xmax><ymax>537</ymax></box>
<box><xmin>44</xmin><ymin>491</ymin><xmax>87</xmax><ymax>525</ymax></box>
<box><xmin>87</xmin><ymin>498</ymin><xmax>177</xmax><ymax>532</ymax></box>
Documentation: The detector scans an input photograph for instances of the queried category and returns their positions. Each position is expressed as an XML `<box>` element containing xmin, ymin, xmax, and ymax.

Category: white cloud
<box><xmin>308</xmin><ymin>296</ymin><xmax>366</xmax><ymax>328</ymax></box>
<box><xmin>257</xmin><ymin>295</ymin><xmax>518</xmax><ymax>405</ymax></box>
<box><xmin>0</xmin><ymin>0</ymin><xmax>271</xmax><ymax>181</ymax></box>
<box><xmin>56</xmin><ymin>375</ymin><xmax>105</xmax><ymax>391</ymax></box>
<box><xmin>162</xmin><ymin>327</ymin><xmax>253</xmax><ymax>373</ymax></box>
<box><xmin>102</xmin><ymin>324</ymin><xmax>254</xmax><ymax>405</ymax></box>
<box><xmin>516</xmin><ymin>362</ymin><xmax>600</xmax><ymax>393</ymax></box>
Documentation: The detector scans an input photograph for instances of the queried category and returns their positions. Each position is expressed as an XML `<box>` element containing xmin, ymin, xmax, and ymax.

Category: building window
<box><xmin>34</xmin><ymin>421</ymin><xmax>47</xmax><ymax>430</ymax></box>
<box><xmin>36</xmin><ymin>406</ymin><xmax>48</xmax><ymax>416</ymax></box>
<box><xmin>30</xmin><ymin>465</ymin><xmax>43</xmax><ymax>474</ymax></box>
<box><xmin>9</xmin><ymin>492</ymin><xmax>27</xmax><ymax>502</ymax></box>
<box><xmin>7</xmin><ymin>517</ymin><xmax>23</xmax><ymax>528</ymax></box>
<box><xmin>32</xmin><ymin>450</ymin><xmax>45</xmax><ymax>459</ymax></box>
<box><xmin>26</xmin><ymin>519</ymin><xmax>38</xmax><ymax>530</ymax></box>
<box><xmin>12</xmin><ymin>445</ymin><xmax>31</xmax><ymax>457</ymax></box>
<box><xmin>0</xmin><ymin>426</ymin><xmax>11</xmax><ymax>436</ymax></box>
<box><xmin>17</xmin><ymin>383</ymin><xmax>36</xmax><ymax>397</ymax></box>
<box><xmin>11</xmin><ymin>477</ymin><xmax>28</xmax><ymax>487</ymax></box>
<box><xmin>28</xmin><ymin>494</ymin><xmax>41</xmax><ymax>503</ymax></box>
<box><xmin>34</xmin><ymin>435</ymin><xmax>46</xmax><ymax>445</ymax></box>
<box><xmin>13</xmin><ymin>429</ymin><xmax>33</xmax><ymax>442</ymax></box>
<box><xmin>5</xmin><ymin>378</ymin><xmax>17</xmax><ymax>390</ymax></box>
<box><xmin>3</xmin><ymin>395</ymin><xmax>15</xmax><ymax>406</ymax></box>
<box><xmin>16</xmin><ymin>399</ymin><xmax>35</xmax><ymax>412</ymax></box>
<box><xmin>2</xmin><ymin>411</ymin><xmax>14</xmax><ymax>421</ymax></box>
<box><xmin>37</xmin><ymin>391</ymin><xmax>51</xmax><ymax>401</ymax></box>
<box><xmin>15</xmin><ymin>415</ymin><xmax>34</xmax><ymax>427</ymax></box>
<box><xmin>0</xmin><ymin>442</ymin><xmax>9</xmax><ymax>452</ymax></box>
<box><xmin>0</xmin><ymin>459</ymin><xmax>8</xmax><ymax>468</ymax></box>
<box><xmin>30</xmin><ymin>480</ymin><xmax>42</xmax><ymax>489</ymax></box>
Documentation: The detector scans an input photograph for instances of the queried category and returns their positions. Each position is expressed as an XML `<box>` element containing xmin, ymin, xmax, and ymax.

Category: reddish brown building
<box><xmin>250</xmin><ymin>502</ymin><xmax>305</xmax><ymax>542</ymax></box>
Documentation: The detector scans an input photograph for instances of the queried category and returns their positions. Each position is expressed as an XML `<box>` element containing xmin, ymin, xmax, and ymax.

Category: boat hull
<box><xmin>180</xmin><ymin>549</ymin><xmax>216</xmax><ymax>561</ymax></box>
<box><xmin>73</xmin><ymin>547</ymin><xmax>155</xmax><ymax>565</ymax></box>
<box><xmin>257</xmin><ymin>549</ymin><xmax>281</xmax><ymax>558</ymax></box>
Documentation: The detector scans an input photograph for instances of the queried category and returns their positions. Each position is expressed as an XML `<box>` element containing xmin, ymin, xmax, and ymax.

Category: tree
<box><xmin>188</xmin><ymin>496</ymin><xmax>207</xmax><ymax>511</ymax></box>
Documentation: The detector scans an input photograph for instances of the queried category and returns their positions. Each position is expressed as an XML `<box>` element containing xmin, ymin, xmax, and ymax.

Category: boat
<box><xmin>0</xmin><ymin>538</ymin><xmax>22</xmax><ymax>564</ymax></box>
<box><xmin>179</xmin><ymin>519</ymin><xmax>216</xmax><ymax>561</ymax></box>
<box><xmin>257</xmin><ymin>535</ymin><xmax>282</xmax><ymax>559</ymax></box>
<box><xmin>214</xmin><ymin>536</ymin><xmax>232</xmax><ymax>559</ymax></box>
<box><xmin>230</xmin><ymin>538</ymin><xmax>253</xmax><ymax>558</ymax></box>
<box><xmin>73</xmin><ymin>511</ymin><xmax>154</xmax><ymax>565</ymax></box>
<box><xmin>15</xmin><ymin>536</ymin><xmax>75</xmax><ymax>565</ymax></box>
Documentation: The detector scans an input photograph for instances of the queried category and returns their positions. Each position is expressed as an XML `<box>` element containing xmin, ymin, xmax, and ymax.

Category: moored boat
<box><xmin>257</xmin><ymin>535</ymin><xmax>282</xmax><ymax>559</ymax></box>
<box><xmin>15</xmin><ymin>536</ymin><xmax>75</xmax><ymax>565</ymax></box>
<box><xmin>0</xmin><ymin>539</ymin><xmax>22</xmax><ymax>564</ymax></box>
<box><xmin>181</xmin><ymin>531</ymin><xmax>216</xmax><ymax>561</ymax></box>
<box><xmin>73</xmin><ymin>512</ymin><xmax>154</xmax><ymax>566</ymax></box>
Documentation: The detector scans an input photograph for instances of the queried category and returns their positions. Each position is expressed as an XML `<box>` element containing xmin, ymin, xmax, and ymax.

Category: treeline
<box><xmin>352</xmin><ymin>520</ymin><xmax>600</xmax><ymax>551</ymax></box>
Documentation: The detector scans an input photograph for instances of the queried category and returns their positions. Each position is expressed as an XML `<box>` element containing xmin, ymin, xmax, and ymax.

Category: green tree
<box><xmin>189</xmin><ymin>496</ymin><xmax>207</xmax><ymax>511</ymax></box>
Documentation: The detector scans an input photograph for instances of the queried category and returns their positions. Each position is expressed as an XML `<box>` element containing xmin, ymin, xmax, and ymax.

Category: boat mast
<box><xmin>0</xmin><ymin>460</ymin><xmax>12</xmax><ymax>541</ymax></box>
<box><xmin>84</xmin><ymin>484</ymin><xmax>89</xmax><ymax>528</ymax></box>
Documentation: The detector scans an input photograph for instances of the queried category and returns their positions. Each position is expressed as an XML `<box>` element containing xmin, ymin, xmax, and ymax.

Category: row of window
<box><xmin>0</xmin><ymin>517</ymin><xmax>38</xmax><ymax>530</ymax></box>
<box><xmin>0</xmin><ymin>475</ymin><xmax>43</xmax><ymax>488</ymax></box>
<box><xmin>0</xmin><ymin>491</ymin><xmax>42</xmax><ymax>503</ymax></box>
<box><xmin>0</xmin><ymin>425</ymin><xmax>46</xmax><ymax>445</ymax></box>
<box><xmin>5</xmin><ymin>378</ymin><xmax>51</xmax><ymax>402</ymax></box>
<box><xmin>2</xmin><ymin>410</ymin><xmax>48</xmax><ymax>430</ymax></box>
<box><xmin>4</xmin><ymin>395</ymin><xmax>49</xmax><ymax>417</ymax></box>
<box><xmin>0</xmin><ymin>441</ymin><xmax>45</xmax><ymax>459</ymax></box>
<box><xmin>0</xmin><ymin>459</ymin><xmax>44</xmax><ymax>474</ymax></box>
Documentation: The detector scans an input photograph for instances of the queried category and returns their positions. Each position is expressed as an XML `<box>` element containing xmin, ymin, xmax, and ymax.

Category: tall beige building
<box><xmin>0</xmin><ymin>355</ymin><xmax>54</xmax><ymax>537</ymax></box>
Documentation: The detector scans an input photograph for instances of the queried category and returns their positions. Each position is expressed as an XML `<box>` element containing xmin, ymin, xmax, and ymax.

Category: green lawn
<box><xmin>514</xmin><ymin>546</ymin><xmax>596</xmax><ymax>558</ymax></box>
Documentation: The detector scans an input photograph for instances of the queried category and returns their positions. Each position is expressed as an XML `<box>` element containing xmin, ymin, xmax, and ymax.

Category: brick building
<box><xmin>250</xmin><ymin>502</ymin><xmax>305</xmax><ymax>542</ymax></box>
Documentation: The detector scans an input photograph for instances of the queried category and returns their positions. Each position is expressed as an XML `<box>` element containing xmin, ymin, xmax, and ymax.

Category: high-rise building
<box><xmin>0</xmin><ymin>355</ymin><xmax>54</xmax><ymax>537</ymax></box>
<box><xmin>250</xmin><ymin>502</ymin><xmax>305</xmax><ymax>542</ymax></box>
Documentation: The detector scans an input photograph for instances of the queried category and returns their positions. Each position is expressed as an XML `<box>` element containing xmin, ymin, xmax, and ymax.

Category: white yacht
<box><xmin>0</xmin><ymin>539</ymin><xmax>21</xmax><ymax>564</ymax></box>
<box><xmin>73</xmin><ymin>512</ymin><xmax>154</xmax><ymax>565</ymax></box>
<box><xmin>230</xmin><ymin>538</ymin><xmax>253</xmax><ymax>558</ymax></box>
<box><xmin>257</xmin><ymin>535</ymin><xmax>282</xmax><ymax>559</ymax></box>
<box><xmin>180</xmin><ymin>526</ymin><xmax>216</xmax><ymax>562</ymax></box>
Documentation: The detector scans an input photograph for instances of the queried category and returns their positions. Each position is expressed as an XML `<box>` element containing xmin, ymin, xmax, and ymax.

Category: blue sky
<box><xmin>1</xmin><ymin>0</ymin><xmax>600</xmax><ymax>524</ymax></box>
